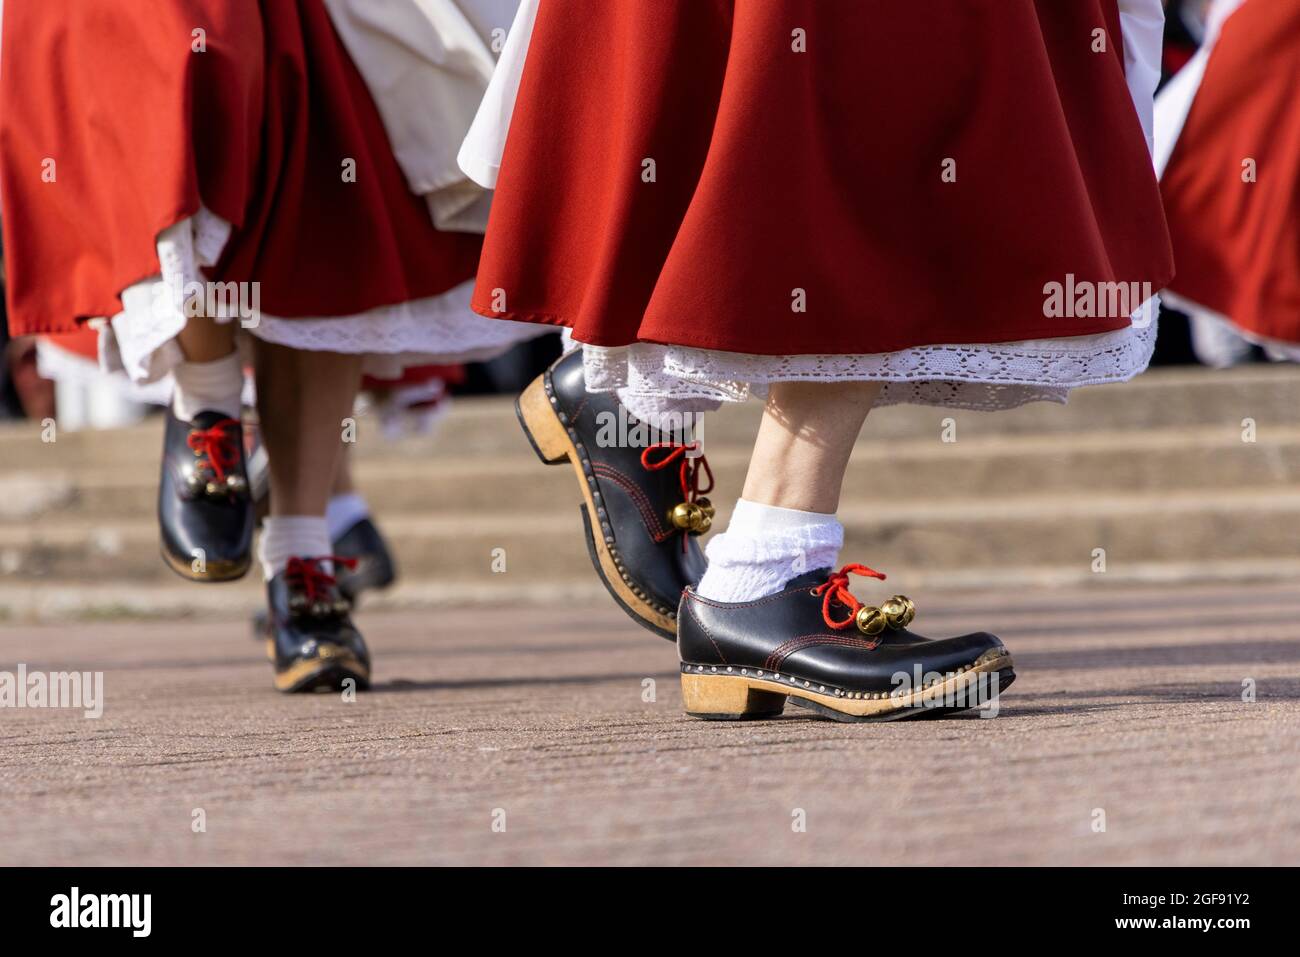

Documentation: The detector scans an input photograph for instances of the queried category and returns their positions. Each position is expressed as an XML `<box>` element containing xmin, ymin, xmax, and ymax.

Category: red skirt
<box><xmin>0</xmin><ymin>0</ymin><xmax>482</xmax><ymax>337</ymax></box>
<box><xmin>472</xmin><ymin>0</ymin><xmax>1174</xmax><ymax>355</ymax></box>
<box><xmin>1160</xmin><ymin>1</ymin><xmax>1300</xmax><ymax>345</ymax></box>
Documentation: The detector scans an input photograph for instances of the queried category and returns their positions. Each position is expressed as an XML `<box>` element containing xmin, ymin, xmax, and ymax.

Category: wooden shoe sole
<box><xmin>266</xmin><ymin>639</ymin><xmax>371</xmax><ymax>694</ymax></box>
<box><xmin>160</xmin><ymin>544</ymin><xmax>251</xmax><ymax>583</ymax></box>
<box><xmin>681</xmin><ymin>648</ymin><xmax>1015</xmax><ymax>722</ymax></box>
<box><xmin>516</xmin><ymin>373</ymin><xmax>677</xmax><ymax>639</ymax></box>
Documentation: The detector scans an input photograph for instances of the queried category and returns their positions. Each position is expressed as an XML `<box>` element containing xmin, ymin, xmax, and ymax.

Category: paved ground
<box><xmin>2</xmin><ymin>580</ymin><xmax>1299</xmax><ymax>866</ymax></box>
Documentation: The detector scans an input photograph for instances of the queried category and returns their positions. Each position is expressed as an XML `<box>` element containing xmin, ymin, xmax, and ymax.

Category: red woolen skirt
<box><xmin>0</xmin><ymin>0</ymin><xmax>482</xmax><ymax>338</ymax></box>
<box><xmin>1159</xmin><ymin>0</ymin><xmax>1300</xmax><ymax>346</ymax></box>
<box><xmin>472</xmin><ymin>0</ymin><xmax>1174</xmax><ymax>357</ymax></box>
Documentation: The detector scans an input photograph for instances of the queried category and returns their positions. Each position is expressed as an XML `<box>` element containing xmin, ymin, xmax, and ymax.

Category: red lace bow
<box><xmin>641</xmin><ymin>442</ymin><xmax>714</xmax><ymax>549</ymax></box>
<box><xmin>285</xmin><ymin>556</ymin><xmax>357</xmax><ymax>605</ymax></box>
<box><xmin>811</xmin><ymin>563</ymin><xmax>888</xmax><ymax>630</ymax></box>
<box><xmin>186</xmin><ymin>418</ymin><xmax>242</xmax><ymax>480</ymax></box>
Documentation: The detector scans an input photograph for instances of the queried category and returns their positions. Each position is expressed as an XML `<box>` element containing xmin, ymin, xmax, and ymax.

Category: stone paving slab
<box><xmin>1</xmin><ymin>580</ymin><xmax>1298</xmax><ymax>866</ymax></box>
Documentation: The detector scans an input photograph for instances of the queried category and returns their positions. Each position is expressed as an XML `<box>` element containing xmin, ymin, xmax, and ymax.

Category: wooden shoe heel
<box><xmin>681</xmin><ymin>673</ymin><xmax>787</xmax><ymax>720</ymax></box>
<box><xmin>515</xmin><ymin>374</ymin><xmax>572</xmax><ymax>465</ymax></box>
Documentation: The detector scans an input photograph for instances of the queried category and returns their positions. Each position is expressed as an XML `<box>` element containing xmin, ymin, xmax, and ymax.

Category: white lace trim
<box><xmin>582</xmin><ymin>304</ymin><xmax>1161</xmax><ymax>412</ymax></box>
<box><xmin>103</xmin><ymin>207</ymin><xmax>549</xmax><ymax>385</ymax></box>
<box><xmin>248</xmin><ymin>281</ymin><xmax>553</xmax><ymax>380</ymax></box>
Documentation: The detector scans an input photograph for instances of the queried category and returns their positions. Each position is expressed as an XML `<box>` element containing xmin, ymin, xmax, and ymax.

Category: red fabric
<box><xmin>361</xmin><ymin>364</ymin><xmax>465</xmax><ymax>390</ymax></box>
<box><xmin>42</xmin><ymin>329</ymin><xmax>100</xmax><ymax>363</ymax></box>
<box><xmin>1</xmin><ymin>0</ymin><xmax>481</xmax><ymax>337</ymax></box>
<box><xmin>1164</xmin><ymin>45</ymin><xmax>1198</xmax><ymax>75</ymax></box>
<box><xmin>1160</xmin><ymin>1</ymin><xmax>1300</xmax><ymax>345</ymax></box>
<box><xmin>474</xmin><ymin>0</ymin><xmax>1174</xmax><ymax>355</ymax></box>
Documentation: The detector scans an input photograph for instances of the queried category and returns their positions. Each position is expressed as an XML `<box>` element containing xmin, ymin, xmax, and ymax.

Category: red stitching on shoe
<box><xmin>684</xmin><ymin>583</ymin><xmax>819</xmax><ymax>611</ymax></box>
<box><xmin>682</xmin><ymin>595</ymin><xmax>727</xmax><ymax>665</ymax></box>
<box><xmin>764</xmin><ymin>633</ymin><xmax>882</xmax><ymax>672</ymax></box>
<box><xmin>592</xmin><ymin>462</ymin><xmax>672</xmax><ymax>541</ymax></box>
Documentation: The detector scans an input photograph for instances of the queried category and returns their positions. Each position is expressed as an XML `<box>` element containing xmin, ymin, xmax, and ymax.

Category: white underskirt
<box><xmin>582</xmin><ymin>308</ymin><xmax>1160</xmax><ymax>412</ymax></box>
<box><xmin>101</xmin><ymin>206</ymin><xmax>550</xmax><ymax>385</ymax></box>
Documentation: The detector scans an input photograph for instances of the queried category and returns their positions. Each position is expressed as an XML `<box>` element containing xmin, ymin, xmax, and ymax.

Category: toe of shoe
<box><xmin>930</xmin><ymin>631</ymin><xmax>1009</xmax><ymax>671</ymax></box>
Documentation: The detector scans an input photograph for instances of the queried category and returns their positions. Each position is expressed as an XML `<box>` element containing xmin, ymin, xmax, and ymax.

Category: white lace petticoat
<box><xmin>100</xmin><ymin>206</ymin><xmax>551</xmax><ymax>385</ymax></box>
<box><xmin>581</xmin><ymin>307</ymin><xmax>1160</xmax><ymax>412</ymax></box>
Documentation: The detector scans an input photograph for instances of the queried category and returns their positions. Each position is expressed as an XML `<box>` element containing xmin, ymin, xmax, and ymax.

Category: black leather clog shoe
<box><xmin>265</xmin><ymin>557</ymin><xmax>371</xmax><ymax>693</ymax></box>
<box><xmin>331</xmin><ymin>516</ymin><xmax>397</xmax><ymax>599</ymax></box>
<box><xmin>677</xmin><ymin>564</ymin><xmax>1014</xmax><ymax>722</ymax></box>
<box><xmin>516</xmin><ymin>349</ymin><xmax>709</xmax><ymax>639</ymax></box>
<box><xmin>158</xmin><ymin>410</ymin><xmax>254</xmax><ymax>582</ymax></box>
<box><xmin>251</xmin><ymin>515</ymin><xmax>397</xmax><ymax>640</ymax></box>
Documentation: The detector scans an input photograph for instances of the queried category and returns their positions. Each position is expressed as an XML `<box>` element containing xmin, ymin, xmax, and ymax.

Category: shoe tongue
<box><xmin>783</xmin><ymin>567</ymin><xmax>834</xmax><ymax>591</ymax></box>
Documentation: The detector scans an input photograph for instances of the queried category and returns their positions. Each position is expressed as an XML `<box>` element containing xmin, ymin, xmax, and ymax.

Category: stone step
<box><xmin>4</xmin><ymin>487</ymin><xmax>1298</xmax><ymax>585</ymax></box>
<box><xmin>4</xmin><ymin>424</ymin><xmax>1297</xmax><ymax>523</ymax></box>
<box><xmin>1</xmin><ymin>365</ymin><xmax>1296</xmax><ymax>470</ymax></box>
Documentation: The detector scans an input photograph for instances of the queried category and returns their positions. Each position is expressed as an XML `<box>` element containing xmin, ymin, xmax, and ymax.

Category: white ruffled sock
<box><xmin>325</xmin><ymin>492</ymin><xmax>370</xmax><ymax>541</ymax></box>
<box><xmin>258</xmin><ymin>516</ymin><xmax>332</xmax><ymax>582</ymax></box>
<box><xmin>172</xmin><ymin>351</ymin><xmax>243</xmax><ymax>421</ymax></box>
<box><xmin>696</xmin><ymin>499</ymin><xmax>843</xmax><ymax>603</ymax></box>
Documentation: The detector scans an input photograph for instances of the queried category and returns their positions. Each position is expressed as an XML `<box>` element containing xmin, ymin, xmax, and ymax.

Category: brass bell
<box><xmin>669</xmin><ymin>502</ymin><xmax>703</xmax><ymax>531</ymax></box>
<box><xmin>696</xmin><ymin>497</ymin><xmax>716</xmax><ymax>519</ymax></box>
<box><xmin>855</xmin><ymin>605</ymin><xmax>887</xmax><ymax>636</ymax></box>
<box><xmin>332</xmin><ymin>599</ymin><xmax>350</xmax><ymax>615</ymax></box>
<box><xmin>881</xmin><ymin>595</ymin><xmax>916</xmax><ymax>629</ymax></box>
<box><xmin>205</xmin><ymin>480</ymin><xmax>221</xmax><ymax>497</ymax></box>
<box><xmin>226</xmin><ymin>474</ymin><xmax>247</xmax><ymax>495</ymax></box>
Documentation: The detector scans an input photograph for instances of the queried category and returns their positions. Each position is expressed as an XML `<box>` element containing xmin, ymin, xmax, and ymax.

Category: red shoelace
<box><xmin>285</xmin><ymin>556</ymin><xmax>357</xmax><ymax>606</ymax></box>
<box><xmin>812</xmin><ymin>563</ymin><xmax>888</xmax><ymax>630</ymax></box>
<box><xmin>186</xmin><ymin>418</ymin><xmax>242</xmax><ymax>481</ymax></box>
<box><xmin>641</xmin><ymin>441</ymin><xmax>714</xmax><ymax>549</ymax></box>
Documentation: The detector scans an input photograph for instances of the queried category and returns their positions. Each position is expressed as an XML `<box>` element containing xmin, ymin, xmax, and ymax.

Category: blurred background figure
<box><xmin>1156</xmin><ymin>0</ymin><xmax>1300</xmax><ymax>367</ymax></box>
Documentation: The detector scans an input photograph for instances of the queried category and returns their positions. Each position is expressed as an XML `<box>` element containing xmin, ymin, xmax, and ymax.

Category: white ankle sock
<box><xmin>325</xmin><ymin>493</ymin><xmax>370</xmax><ymax>541</ymax></box>
<box><xmin>696</xmin><ymin>499</ymin><xmax>843</xmax><ymax>603</ymax></box>
<box><xmin>172</xmin><ymin>351</ymin><xmax>243</xmax><ymax>421</ymax></box>
<box><xmin>258</xmin><ymin>516</ymin><xmax>332</xmax><ymax>581</ymax></box>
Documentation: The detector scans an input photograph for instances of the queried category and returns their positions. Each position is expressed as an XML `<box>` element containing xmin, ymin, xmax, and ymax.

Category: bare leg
<box><xmin>332</xmin><ymin>444</ymin><xmax>356</xmax><ymax>497</ymax></box>
<box><xmin>741</xmin><ymin>381</ymin><xmax>883</xmax><ymax>513</ymax></box>
<box><xmin>696</xmin><ymin>380</ymin><xmax>884</xmax><ymax>603</ymax></box>
<box><xmin>254</xmin><ymin>340</ymin><xmax>371</xmax><ymax>694</ymax></box>
<box><xmin>176</xmin><ymin>316</ymin><xmax>237</xmax><ymax>361</ymax></box>
<box><xmin>253</xmin><ymin>340</ymin><xmax>361</xmax><ymax>518</ymax></box>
